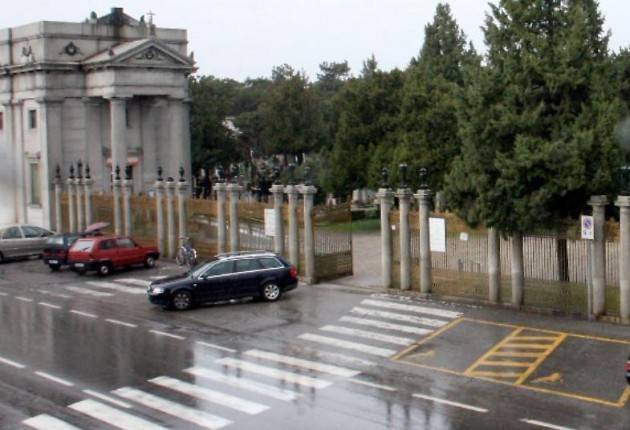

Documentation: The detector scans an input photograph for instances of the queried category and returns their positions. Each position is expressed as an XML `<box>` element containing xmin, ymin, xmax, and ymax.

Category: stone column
<box><xmin>227</xmin><ymin>182</ymin><xmax>243</xmax><ymax>252</ymax></box>
<box><xmin>83</xmin><ymin>169</ymin><xmax>93</xmax><ymax>227</ymax></box>
<box><xmin>376</xmin><ymin>187</ymin><xmax>394</xmax><ymax>289</ymax></box>
<box><xmin>168</xmin><ymin>97</ymin><xmax>192</xmax><ymax>184</ymax></box>
<box><xmin>488</xmin><ymin>227</ymin><xmax>501</xmax><ymax>304</ymax></box>
<box><xmin>300</xmin><ymin>185</ymin><xmax>317</xmax><ymax>284</ymax></box>
<box><xmin>166</xmin><ymin>179</ymin><xmax>176</xmax><ymax>258</ymax></box>
<box><xmin>215</xmin><ymin>182</ymin><xmax>227</xmax><ymax>254</ymax></box>
<box><xmin>0</xmin><ymin>102</ymin><xmax>17</xmax><ymax>224</ymax></box>
<box><xmin>13</xmin><ymin>101</ymin><xmax>26</xmax><ymax>223</ymax></box>
<box><xmin>53</xmin><ymin>167</ymin><xmax>63</xmax><ymax>232</ymax></box>
<box><xmin>285</xmin><ymin>184</ymin><xmax>300</xmax><ymax>266</ymax></box>
<box><xmin>122</xmin><ymin>177</ymin><xmax>133</xmax><ymax>236</ymax></box>
<box><xmin>75</xmin><ymin>176</ymin><xmax>84</xmax><ymax>233</ymax></box>
<box><xmin>177</xmin><ymin>178</ymin><xmax>188</xmax><ymax>247</ymax></box>
<box><xmin>396</xmin><ymin>188</ymin><xmax>413</xmax><ymax>290</ymax></box>
<box><xmin>617</xmin><ymin>196</ymin><xmax>630</xmax><ymax>322</ymax></box>
<box><xmin>270</xmin><ymin>184</ymin><xmax>285</xmax><ymax>255</ymax></box>
<box><xmin>84</xmin><ymin>98</ymin><xmax>104</xmax><ymax>190</ymax></box>
<box><xmin>108</xmin><ymin>97</ymin><xmax>129</xmax><ymax>180</ymax></box>
<box><xmin>589</xmin><ymin>195</ymin><xmax>608</xmax><ymax>316</ymax></box>
<box><xmin>112</xmin><ymin>169</ymin><xmax>122</xmax><ymax>236</ymax></box>
<box><xmin>37</xmin><ymin>98</ymin><xmax>64</xmax><ymax>230</ymax></box>
<box><xmin>154</xmin><ymin>177</ymin><xmax>165</xmax><ymax>256</ymax></box>
<box><xmin>415</xmin><ymin>188</ymin><xmax>433</xmax><ymax>294</ymax></box>
<box><xmin>510</xmin><ymin>233</ymin><xmax>524</xmax><ymax>307</ymax></box>
<box><xmin>66</xmin><ymin>175</ymin><xmax>76</xmax><ymax>233</ymax></box>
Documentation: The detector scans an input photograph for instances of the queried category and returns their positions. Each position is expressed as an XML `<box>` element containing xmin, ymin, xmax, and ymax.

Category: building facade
<box><xmin>0</xmin><ymin>8</ymin><xmax>194</xmax><ymax>229</ymax></box>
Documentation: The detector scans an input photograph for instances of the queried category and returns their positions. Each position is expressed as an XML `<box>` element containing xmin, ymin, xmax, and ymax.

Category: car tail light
<box><xmin>289</xmin><ymin>266</ymin><xmax>297</xmax><ymax>279</ymax></box>
<box><xmin>625</xmin><ymin>361</ymin><xmax>630</xmax><ymax>372</ymax></box>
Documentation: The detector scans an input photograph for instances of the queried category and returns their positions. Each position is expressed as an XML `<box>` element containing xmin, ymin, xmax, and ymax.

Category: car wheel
<box><xmin>144</xmin><ymin>255</ymin><xmax>156</xmax><ymax>269</ymax></box>
<box><xmin>49</xmin><ymin>264</ymin><xmax>60</xmax><ymax>272</ymax></box>
<box><xmin>171</xmin><ymin>290</ymin><xmax>193</xmax><ymax>311</ymax></box>
<box><xmin>262</xmin><ymin>283</ymin><xmax>282</xmax><ymax>302</ymax></box>
<box><xmin>97</xmin><ymin>263</ymin><xmax>111</xmax><ymax>277</ymax></box>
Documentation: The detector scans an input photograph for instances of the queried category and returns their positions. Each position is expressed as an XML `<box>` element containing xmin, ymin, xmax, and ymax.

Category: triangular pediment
<box><xmin>82</xmin><ymin>39</ymin><xmax>194</xmax><ymax>70</ymax></box>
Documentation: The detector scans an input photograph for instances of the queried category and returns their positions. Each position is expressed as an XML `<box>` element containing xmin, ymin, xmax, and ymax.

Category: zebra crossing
<box><xmin>297</xmin><ymin>293</ymin><xmax>462</xmax><ymax>361</ymax></box>
<box><xmin>20</xmin><ymin>294</ymin><xmax>464</xmax><ymax>429</ymax></box>
<box><xmin>58</xmin><ymin>274</ymin><xmax>170</xmax><ymax>298</ymax></box>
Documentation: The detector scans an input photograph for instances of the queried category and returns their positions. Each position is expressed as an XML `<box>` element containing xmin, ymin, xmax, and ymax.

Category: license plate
<box><xmin>49</xmin><ymin>260</ymin><xmax>58</xmax><ymax>264</ymax></box>
<box><xmin>74</xmin><ymin>263</ymin><xmax>84</xmax><ymax>268</ymax></box>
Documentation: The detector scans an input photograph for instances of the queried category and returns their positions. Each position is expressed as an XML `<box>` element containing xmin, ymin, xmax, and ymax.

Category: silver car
<box><xmin>0</xmin><ymin>224</ymin><xmax>55</xmax><ymax>262</ymax></box>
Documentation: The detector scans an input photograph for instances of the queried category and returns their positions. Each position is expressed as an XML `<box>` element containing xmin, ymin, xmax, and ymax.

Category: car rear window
<box><xmin>258</xmin><ymin>257</ymin><xmax>283</xmax><ymax>269</ymax></box>
<box><xmin>72</xmin><ymin>239</ymin><xmax>95</xmax><ymax>252</ymax></box>
<box><xmin>235</xmin><ymin>258</ymin><xmax>260</xmax><ymax>273</ymax></box>
<box><xmin>46</xmin><ymin>236</ymin><xmax>65</xmax><ymax>246</ymax></box>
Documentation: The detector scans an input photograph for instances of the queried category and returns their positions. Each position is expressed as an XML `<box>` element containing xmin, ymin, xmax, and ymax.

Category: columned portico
<box><xmin>107</xmin><ymin>97</ymin><xmax>129</xmax><ymax>180</ymax></box>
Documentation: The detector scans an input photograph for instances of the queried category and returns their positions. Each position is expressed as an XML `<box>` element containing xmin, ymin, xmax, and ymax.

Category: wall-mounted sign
<box><xmin>430</xmin><ymin>217</ymin><xmax>446</xmax><ymax>253</ymax></box>
<box><xmin>264</xmin><ymin>209</ymin><xmax>276</xmax><ymax>237</ymax></box>
<box><xmin>581</xmin><ymin>215</ymin><xmax>594</xmax><ymax>240</ymax></box>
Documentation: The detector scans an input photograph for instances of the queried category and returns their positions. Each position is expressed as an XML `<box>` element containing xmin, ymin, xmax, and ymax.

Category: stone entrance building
<box><xmin>0</xmin><ymin>8</ymin><xmax>195</xmax><ymax>228</ymax></box>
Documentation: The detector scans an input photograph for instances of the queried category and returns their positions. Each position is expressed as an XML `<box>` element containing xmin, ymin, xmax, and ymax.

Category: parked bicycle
<box><xmin>175</xmin><ymin>237</ymin><xmax>198</xmax><ymax>268</ymax></box>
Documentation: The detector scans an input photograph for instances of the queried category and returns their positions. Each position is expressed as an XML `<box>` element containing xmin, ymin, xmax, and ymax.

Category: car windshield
<box><xmin>190</xmin><ymin>259</ymin><xmax>217</xmax><ymax>278</ymax></box>
<box><xmin>72</xmin><ymin>239</ymin><xmax>95</xmax><ymax>252</ymax></box>
<box><xmin>46</xmin><ymin>236</ymin><xmax>65</xmax><ymax>246</ymax></box>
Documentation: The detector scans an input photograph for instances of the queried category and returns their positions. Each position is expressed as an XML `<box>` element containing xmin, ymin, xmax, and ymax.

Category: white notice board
<box><xmin>581</xmin><ymin>215</ymin><xmax>594</xmax><ymax>240</ymax></box>
<box><xmin>264</xmin><ymin>209</ymin><xmax>276</xmax><ymax>237</ymax></box>
<box><xmin>429</xmin><ymin>217</ymin><xmax>446</xmax><ymax>252</ymax></box>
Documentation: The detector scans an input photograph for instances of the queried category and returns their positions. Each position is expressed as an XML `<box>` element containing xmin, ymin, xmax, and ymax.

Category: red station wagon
<box><xmin>68</xmin><ymin>236</ymin><xmax>160</xmax><ymax>276</ymax></box>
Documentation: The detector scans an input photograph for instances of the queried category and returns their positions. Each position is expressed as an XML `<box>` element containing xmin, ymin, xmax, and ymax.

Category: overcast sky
<box><xmin>2</xmin><ymin>1</ymin><xmax>630</xmax><ymax>81</ymax></box>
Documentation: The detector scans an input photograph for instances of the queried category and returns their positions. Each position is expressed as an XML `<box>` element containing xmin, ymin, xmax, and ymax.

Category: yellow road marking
<box><xmin>492</xmin><ymin>352</ymin><xmax>541</xmax><ymax>357</ymax></box>
<box><xmin>617</xmin><ymin>386</ymin><xmax>630</xmax><ymax>407</ymax></box>
<box><xmin>414</xmin><ymin>350</ymin><xmax>435</xmax><ymax>358</ymax></box>
<box><xmin>514</xmin><ymin>333</ymin><xmax>566</xmax><ymax>385</ymax></box>
<box><xmin>531</xmin><ymin>372</ymin><xmax>562</xmax><ymax>384</ymax></box>
<box><xmin>500</xmin><ymin>344</ymin><xmax>551</xmax><ymax>349</ymax></box>
<box><xmin>464</xmin><ymin>328</ymin><xmax>524</xmax><ymax>377</ymax></box>
<box><xmin>479</xmin><ymin>361</ymin><xmax>531</xmax><ymax>367</ymax></box>
<box><xmin>510</xmin><ymin>336</ymin><xmax>559</xmax><ymax>341</ymax></box>
<box><xmin>468</xmin><ymin>371</ymin><xmax>522</xmax><ymax>378</ymax></box>
<box><xmin>390</xmin><ymin>318</ymin><xmax>464</xmax><ymax>361</ymax></box>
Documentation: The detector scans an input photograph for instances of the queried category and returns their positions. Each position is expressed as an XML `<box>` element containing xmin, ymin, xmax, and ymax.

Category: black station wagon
<box><xmin>147</xmin><ymin>251</ymin><xmax>298</xmax><ymax>311</ymax></box>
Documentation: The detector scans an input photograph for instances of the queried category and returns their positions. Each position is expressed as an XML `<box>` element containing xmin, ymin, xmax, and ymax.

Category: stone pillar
<box><xmin>215</xmin><ymin>182</ymin><xmax>227</xmax><ymax>254</ymax></box>
<box><xmin>166</xmin><ymin>179</ymin><xmax>176</xmax><ymax>258</ymax></box>
<box><xmin>154</xmin><ymin>178</ymin><xmax>165</xmax><ymax>256</ymax></box>
<box><xmin>122</xmin><ymin>178</ymin><xmax>133</xmax><ymax>236</ymax></box>
<box><xmin>84</xmin><ymin>98</ymin><xmax>104</xmax><ymax>190</ymax></box>
<box><xmin>415</xmin><ymin>188</ymin><xmax>433</xmax><ymax>294</ymax></box>
<box><xmin>112</xmin><ymin>171</ymin><xmax>122</xmax><ymax>236</ymax></box>
<box><xmin>488</xmin><ymin>227</ymin><xmax>501</xmax><ymax>304</ymax></box>
<box><xmin>376</xmin><ymin>187</ymin><xmax>394</xmax><ymax>289</ymax></box>
<box><xmin>270</xmin><ymin>184</ymin><xmax>285</xmax><ymax>255</ymax></box>
<box><xmin>300</xmin><ymin>185</ymin><xmax>317</xmax><ymax>284</ymax></box>
<box><xmin>13</xmin><ymin>101</ymin><xmax>26</xmax><ymax>224</ymax></box>
<box><xmin>177</xmin><ymin>178</ymin><xmax>188</xmax><ymax>247</ymax></box>
<box><xmin>108</xmin><ymin>97</ymin><xmax>128</xmax><ymax>179</ymax></box>
<box><xmin>37</xmin><ymin>98</ymin><xmax>64</xmax><ymax>230</ymax></box>
<box><xmin>589</xmin><ymin>195</ymin><xmax>608</xmax><ymax>316</ymax></box>
<box><xmin>510</xmin><ymin>233</ymin><xmax>524</xmax><ymax>307</ymax></box>
<box><xmin>168</xmin><ymin>97</ymin><xmax>192</xmax><ymax>184</ymax></box>
<box><xmin>53</xmin><ymin>169</ymin><xmax>63</xmax><ymax>232</ymax></box>
<box><xmin>67</xmin><ymin>176</ymin><xmax>76</xmax><ymax>233</ymax></box>
<box><xmin>0</xmin><ymin>102</ymin><xmax>17</xmax><ymax>224</ymax></box>
<box><xmin>396</xmin><ymin>188</ymin><xmax>413</xmax><ymax>290</ymax></box>
<box><xmin>617</xmin><ymin>196</ymin><xmax>630</xmax><ymax>322</ymax></box>
<box><xmin>83</xmin><ymin>171</ymin><xmax>93</xmax><ymax>227</ymax></box>
<box><xmin>75</xmin><ymin>177</ymin><xmax>84</xmax><ymax>232</ymax></box>
<box><xmin>227</xmin><ymin>182</ymin><xmax>243</xmax><ymax>252</ymax></box>
<box><xmin>285</xmin><ymin>184</ymin><xmax>300</xmax><ymax>266</ymax></box>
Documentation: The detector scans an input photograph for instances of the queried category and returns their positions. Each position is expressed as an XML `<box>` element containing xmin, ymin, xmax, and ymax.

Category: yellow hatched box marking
<box><xmin>464</xmin><ymin>328</ymin><xmax>567</xmax><ymax>385</ymax></box>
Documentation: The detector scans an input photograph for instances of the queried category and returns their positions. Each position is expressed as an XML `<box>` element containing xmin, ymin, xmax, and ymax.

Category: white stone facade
<box><xmin>0</xmin><ymin>8</ymin><xmax>194</xmax><ymax>229</ymax></box>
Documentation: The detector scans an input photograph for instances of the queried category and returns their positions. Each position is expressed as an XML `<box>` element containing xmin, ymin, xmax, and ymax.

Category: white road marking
<box><xmin>114</xmin><ymin>278</ymin><xmax>151</xmax><ymax>287</ymax></box>
<box><xmin>86</xmin><ymin>281</ymin><xmax>145</xmax><ymax>295</ymax></box>
<box><xmin>315</xmin><ymin>351</ymin><xmax>376</xmax><ymax>367</ymax></box>
<box><xmin>38</xmin><ymin>302</ymin><xmax>61</xmax><ymax>310</ymax></box>
<box><xmin>245</xmin><ymin>349</ymin><xmax>360</xmax><ymax>377</ymax></box>
<box><xmin>298</xmin><ymin>333</ymin><xmax>396</xmax><ymax>357</ymax></box>
<box><xmin>149</xmin><ymin>330</ymin><xmax>185</xmax><ymax>340</ymax></box>
<box><xmin>113</xmin><ymin>387</ymin><xmax>232</xmax><ymax>429</ymax></box>
<box><xmin>348</xmin><ymin>378</ymin><xmax>397</xmax><ymax>392</ymax></box>
<box><xmin>105</xmin><ymin>319</ymin><xmax>137</xmax><ymax>328</ymax></box>
<box><xmin>37</xmin><ymin>290</ymin><xmax>72</xmax><ymax>299</ymax></box>
<box><xmin>34</xmin><ymin>371</ymin><xmax>74</xmax><ymax>387</ymax></box>
<box><xmin>70</xmin><ymin>399</ymin><xmax>168</xmax><ymax>430</ymax></box>
<box><xmin>520</xmin><ymin>418</ymin><xmax>575</xmax><ymax>430</ymax></box>
<box><xmin>70</xmin><ymin>310</ymin><xmax>98</xmax><ymax>319</ymax></box>
<box><xmin>195</xmin><ymin>341</ymin><xmax>237</xmax><ymax>353</ymax></box>
<box><xmin>0</xmin><ymin>356</ymin><xmax>26</xmax><ymax>369</ymax></box>
<box><xmin>320</xmin><ymin>325</ymin><xmax>415</xmax><ymax>346</ymax></box>
<box><xmin>150</xmin><ymin>376</ymin><xmax>269</xmax><ymax>415</ymax></box>
<box><xmin>16</xmin><ymin>296</ymin><xmax>34</xmax><ymax>302</ymax></box>
<box><xmin>23</xmin><ymin>414</ymin><xmax>82</xmax><ymax>430</ymax></box>
<box><xmin>215</xmin><ymin>357</ymin><xmax>332</xmax><ymax>389</ymax></box>
<box><xmin>0</xmin><ymin>292</ymin><xmax>8</xmax><ymax>296</ymax></box>
<box><xmin>351</xmin><ymin>307</ymin><xmax>448</xmax><ymax>328</ymax></box>
<box><xmin>361</xmin><ymin>299</ymin><xmax>462</xmax><ymax>319</ymax></box>
<box><xmin>64</xmin><ymin>286</ymin><xmax>113</xmax><ymax>297</ymax></box>
<box><xmin>83</xmin><ymin>389</ymin><xmax>132</xmax><ymax>409</ymax></box>
<box><xmin>340</xmin><ymin>316</ymin><xmax>433</xmax><ymax>336</ymax></box>
<box><xmin>185</xmin><ymin>367</ymin><xmax>299</xmax><ymax>401</ymax></box>
<box><xmin>412</xmin><ymin>393</ymin><xmax>488</xmax><ymax>413</ymax></box>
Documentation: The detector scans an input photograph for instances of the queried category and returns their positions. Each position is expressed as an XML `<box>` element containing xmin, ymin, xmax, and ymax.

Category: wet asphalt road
<box><xmin>0</xmin><ymin>259</ymin><xmax>628</xmax><ymax>430</ymax></box>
